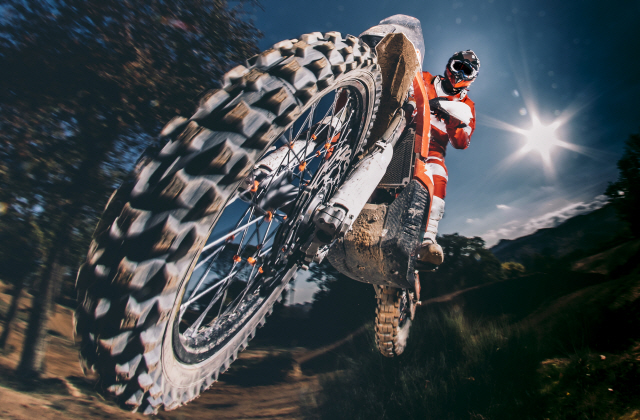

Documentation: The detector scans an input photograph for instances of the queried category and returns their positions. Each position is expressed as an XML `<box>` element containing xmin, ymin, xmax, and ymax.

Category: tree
<box><xmin>0</xmin><ymin>0</ymin><xmax>260</xmax><ymax>376</ymax></box>
<box><xmin>0</xmin><ymin>211</ymin><xmax>43</xmax><ymax>351</ymax></box>
<box><xmin>501</xmin><ymin>262</ymin><xmax>525</xmax><ymax>279</ymax></box>
<box><xmin>606</xmin><ymin>131</ymin><xmax>640</xmax><ymax>237</ymax></box>
<box><xmin>424</xmin><ymin>233</ymin><xmax>503</xmax><ymax>296</ymax></box>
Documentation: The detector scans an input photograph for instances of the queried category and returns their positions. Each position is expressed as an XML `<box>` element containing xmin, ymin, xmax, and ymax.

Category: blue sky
<box><xmin>250</xmin><ymin>0</ymin><xmax>640</xmax><ymax>250</ymax></box>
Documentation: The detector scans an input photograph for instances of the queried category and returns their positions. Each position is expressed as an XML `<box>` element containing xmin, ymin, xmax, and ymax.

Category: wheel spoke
<box><xmin>231</xmin><ymin>216</ymin><xmax>276</xmax><ymax>311</ymax></box>
<box><xmin>183</xmin><ymin>206</ymin><xmax>277</xmax><ymax>319</ymax></box>
<box><xmin>185</xmin><ymin>208</ymin><xmax>258</xmax><ymax>315</ymax></box>
<box><xmin>185</xmin><ymin>246</ymin><xmax>225</xmax><ymax>307</ymax></box>
<box><xmin>194</xmin><ymin>245</ymin><xmax>224</xmax><ymax>271</ymax></box>
<box><xmin>215</xmin><ymin>287</ymin><xmax>229</xmax><ymax>318</ymax></box>
<box><xmin>201</xmin><ymin>215</ymin><xmax>264</xmax><ymax>253</ymax></box>
<box><xmin>185</xmin><ymin>209</ymin><xmax>262</xmax><ymax>308</ymax></box>
<box><xmin>181</xmin><ymin>267</ymin><xmax>241</xmax><ymax>313</ymax></box>
<box><xmin>179</xmin><ymin>83</ymin><xmax>365</xmax><ymax>345</ymax></box>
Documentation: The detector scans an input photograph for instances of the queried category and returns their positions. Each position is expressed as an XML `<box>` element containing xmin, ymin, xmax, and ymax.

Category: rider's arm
<box><xmin>446</xmin><ymin>99</ymin><xmax>476</xmax><ymax>150</ymax></box>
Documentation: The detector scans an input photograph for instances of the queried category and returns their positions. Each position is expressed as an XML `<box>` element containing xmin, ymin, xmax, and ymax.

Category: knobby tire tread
<box><xmin>75</xmin><ymin>31</ymin><xmax>380</xmax><ymax>414</ymax></box>
<box><xmin>374</xmin><ymin>285</ymin><xmax>410</xmax><ymax>357</ymax></box>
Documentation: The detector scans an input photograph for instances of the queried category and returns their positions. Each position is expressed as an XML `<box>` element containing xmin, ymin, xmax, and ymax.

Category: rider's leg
<box><xmin>418</xmin><ymin>157</ymin><xmax>447</xmax><ymax>265</ymax></box>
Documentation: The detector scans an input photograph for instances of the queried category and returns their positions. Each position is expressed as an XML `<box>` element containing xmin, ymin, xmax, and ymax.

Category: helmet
<box><xmin>444</xmin><ymin>50</ymin><xmax>480</xmax><ymax>90</ymax></box>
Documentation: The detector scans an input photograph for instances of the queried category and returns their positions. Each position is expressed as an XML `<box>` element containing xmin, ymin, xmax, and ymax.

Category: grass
<box><xmin>314</xmin><ymin>307</ymin><xmax>544</xmax><ymax>420</ymax></box>
<box><xmin>313</xmin><ymin>305</ymin><xmax>640</xmax><ymax>420</ymax></box>
<box><xmin>312</xmin><ymin>249</ymin><xmax>640</xmax><ymax>420</ymax></box>
<box><xmin>539</xmin><ymin>343</ymin><xmax>640</xmax><ymax>419</ymax></box>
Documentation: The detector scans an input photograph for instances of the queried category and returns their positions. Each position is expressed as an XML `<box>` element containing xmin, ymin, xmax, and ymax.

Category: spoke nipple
<box><xmin>298</xmin><ymin>162</ymin><xmax>307</xmax><ymax>171</ymax></box>
<box><xmin>287</xmin><ymin>142</ymin><xmax>294</xmax><ymax>149</ymax></box>
<box><xmin>311</xmin><ymin>134</ymin><xmax>317</xmax><ymax>141</ymax></box>
<box><xmin>324</xmin><ymin>143</ymin><xmax>331</xmax><ymax>150</ymax></box>
<box><xmin>250</xmin><ymin>180</ymin><xmax>259</xmax><ymax>193</ymax></box>
<box><xmin>283</xmin><ymin>215</ymin><xmax>287</xmax><ymax>220</ymax></box>
<box><xmin>226</xmin><ymin>234</ymin><xmax>236</xmax><ymax>243</ymax></box>
<box><xmin>256</xmin><ymin>244</ymin><xmax>263</xmax><ymax>250</ymax></box>
<box><xmin>247</xmin><ymin>257</ymin><xmax>257</xmax><ymax>266</ymax></box>
<box><xmin>282</xmin><ymin>247</ymin><xmax>287</xmax><ymax>252</ymax></box>
<box><xmin>233</xmin><ymin>255</ymin><xmax>242</xmax><ymax>263</ymax></box>
<box><xmin>316</xmin><ymin>150</ymin><xmax>322</xmax><ymax>157</ymax></box>
<box><xmin>258</xmin><ymin>266</ymin><xmax>264</xmax><ymax>274</ymax></box>
<box><xmin>265</xmin><ymin>211</ymin><xmax>273</xmax><ymax>222</ymax></box>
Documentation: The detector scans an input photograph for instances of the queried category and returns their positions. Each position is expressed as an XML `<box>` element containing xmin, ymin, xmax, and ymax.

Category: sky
<box><xmin>249</xmin><ymin>0</ymin><xmax>640</xmax><ymax>251</ymax></box>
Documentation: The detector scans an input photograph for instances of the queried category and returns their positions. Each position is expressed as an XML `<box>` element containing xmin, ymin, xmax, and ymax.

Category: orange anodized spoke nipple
<box><xmin>265</xmin><ymin>211</ymin><xmax>273</xmax><ymax>222</ymax></box>
<box><xmin>233</xmin><ymin>255</ymin><xmax>241</xmax><ymax>263</ymax></box>
<box><xmin>258</xmin><ymin>266</ymin><xmax>264</xmax><ymax>274</ymax></box>
<box><xmin>298</xmin><ymin>162</ymin><xmax>307</xmax><ymax>171</ymax></box>
<box><xmin>226</xmin><ymin>234</ymin><xmax>236</xmax><ymax>243</ymax></box>
<box><xmin>247</xmin><ymin>257</ymin><xmax>257</xmax><ymax>266</ymax></box>
<box><xmin>250</xmin><ymin>180</ymin><xmax>259</xmax><ymax>193</ymax></box>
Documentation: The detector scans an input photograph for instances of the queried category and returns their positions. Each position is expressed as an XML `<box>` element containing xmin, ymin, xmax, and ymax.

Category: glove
<box><xmin>446</xmin><ymin>115</ymin><xmax>466</xmax><ymax>131</ymax></box>
<box><xmin>429</xmin><ymin>98</ymin><xmax>449</xmax><ymax>124</ymax></box>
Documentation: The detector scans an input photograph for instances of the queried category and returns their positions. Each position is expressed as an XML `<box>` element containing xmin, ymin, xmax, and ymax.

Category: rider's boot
<box><xmin>417</xmin><ymin>196</ymin><xmax>445</xmax><ymax>266</ymax></box>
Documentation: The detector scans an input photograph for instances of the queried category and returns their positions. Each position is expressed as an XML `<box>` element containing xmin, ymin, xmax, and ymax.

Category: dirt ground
<box><xmin>0</xmin><ymin>284</ymin><xmax>321</xmax><ymax>420</ymax></box>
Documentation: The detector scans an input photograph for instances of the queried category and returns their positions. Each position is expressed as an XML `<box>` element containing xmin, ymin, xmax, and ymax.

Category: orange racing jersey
<box><xmin>422</xmin><ymin>71</ymin><xmax>476</xmax><ymax>158</ymax></box>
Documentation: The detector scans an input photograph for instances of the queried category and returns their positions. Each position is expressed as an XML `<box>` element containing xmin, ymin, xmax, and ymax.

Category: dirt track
<box><xmin>0</xmin><ymin>286</ymin><xmax>321</xmax><ymax>420</ymax></box>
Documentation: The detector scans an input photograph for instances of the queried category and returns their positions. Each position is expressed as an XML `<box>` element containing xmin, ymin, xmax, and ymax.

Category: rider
<box><xmin>417</xmin><ymin>50</ymin><xmax>480</xmax><ymax>266</ymax></box>
<box><xmin>242</xmin><ymin>49</ymin><xmax>480</xmax><ymax>268</ymax></box>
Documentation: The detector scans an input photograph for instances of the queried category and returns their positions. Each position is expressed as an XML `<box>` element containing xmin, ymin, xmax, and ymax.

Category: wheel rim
<box><xmin>172</xmin><ymin>79</ymin><xmax>370</xmax><ymax>364</ymax></box>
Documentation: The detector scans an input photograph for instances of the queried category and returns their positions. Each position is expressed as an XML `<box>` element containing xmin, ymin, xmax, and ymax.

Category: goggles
<box><xmin>450</xmin><ymin>60</ymin><xmax>478</xmax><ymax>80</ymax></box>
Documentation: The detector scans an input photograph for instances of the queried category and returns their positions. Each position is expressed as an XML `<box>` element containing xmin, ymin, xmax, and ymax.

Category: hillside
<box><xmin>314</xmin><ymin>236</ymin><xmax>640</xmax><ymax>420</ymax></box>
<box><xmin>490</xmin><ymin>204</ymin><xmax>628</xmax><ymax>263</ymax></box>
<box><xmin>0</xmin><ymin>281</ymin><xmax>322</xmax><ymax>420</ymax></box>
<box><xmin>1</xmin><ymin>205</ymin><xmax>639</xmax><ymax>419</ymax></box>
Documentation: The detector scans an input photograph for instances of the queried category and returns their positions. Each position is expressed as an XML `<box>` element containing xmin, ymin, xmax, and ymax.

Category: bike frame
<box><xmin>411</xmin><ymin>72</ymin><xmax>435</xmax><ymax>225</ymax></box>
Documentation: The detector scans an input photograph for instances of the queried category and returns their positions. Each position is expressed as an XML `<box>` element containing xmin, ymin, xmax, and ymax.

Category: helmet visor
<box><xmin>450</xmin><ymin>60</ymin><xmax>478</xmax><ymax>80</ymax></box>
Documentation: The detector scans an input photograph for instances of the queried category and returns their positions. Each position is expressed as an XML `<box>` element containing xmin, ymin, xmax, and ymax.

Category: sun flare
<box><xmin>481</xmin><ymin>106</ymin><xmax>591</xmax><ymax>178</ymax></box>
<box><xmin>517</xmin><ymin>115</ymin><xmax>564</xmax><ymax>168</ymax></box>
<box><xmin>521</xmin><ymin>116</ymin><xmax>560</xmax><ymax>154</ymax></box>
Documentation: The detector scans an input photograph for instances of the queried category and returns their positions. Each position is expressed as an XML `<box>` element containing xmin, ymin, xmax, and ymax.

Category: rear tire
<box><xmin>374</xmin><ymin>285</ymin><xmax>411</xmax><ymax>357</ymax></box>
<box><xmin>75</xmin><ymin>31</ymin><xmax>381</xmax><ymax>414</ymax></box>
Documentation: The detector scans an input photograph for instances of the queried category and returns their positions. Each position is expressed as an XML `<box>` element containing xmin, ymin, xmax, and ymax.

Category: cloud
<box><xmin>496</xmin><ymin>204</ymin><xmax>511</xmax><ymax>210</ymax></box>
<box><xmin>466</xmin><ymin>218</ymin><xmax>476</xmax><ymax>223</ymax></box>
<box><xmin>482</xmin><ymin>195</ymin><xmax>609</xmax><ymax>247</ymax></box>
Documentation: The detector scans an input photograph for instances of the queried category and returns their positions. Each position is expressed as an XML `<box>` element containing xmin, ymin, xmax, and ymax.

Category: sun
<box><xmin>482</xmin><ymin>107</ymin><xmax>591</xmax><ymax>178</ymax></box>
<box><xmin>517</xmin><ymin>115</ymin><xmax>563</xmax><ymax>168</ymax></box>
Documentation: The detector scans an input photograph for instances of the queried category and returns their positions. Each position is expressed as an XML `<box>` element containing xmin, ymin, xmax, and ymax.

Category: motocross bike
<box><xmin>75</xmin><ymin>15</ymin><xmax>451</xmax><ymax>414</ymax></box>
